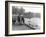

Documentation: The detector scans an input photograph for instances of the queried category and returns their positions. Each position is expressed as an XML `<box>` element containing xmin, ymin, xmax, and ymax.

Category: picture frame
<box><xmin>5</xmin><ymin>1</ymin><xmax>45</xmax><ymax>36</ymax></box>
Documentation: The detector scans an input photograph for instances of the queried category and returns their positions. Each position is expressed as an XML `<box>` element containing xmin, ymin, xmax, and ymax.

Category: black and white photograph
<box><xmin>5</xmin><ymin>1</ymin><xmax>45</xmax><ymax>36</ymax></box>
<box><xmin>12</xmin><ymin>6</ymin><xmax>41</xmax><ymax>30</ymax></box>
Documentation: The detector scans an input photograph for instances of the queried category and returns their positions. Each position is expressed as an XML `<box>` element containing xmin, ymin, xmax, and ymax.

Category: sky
<box><xmin>16</xmin><ymin>6</ymin><xmax>42</xmax><ymax>13</ymax></box>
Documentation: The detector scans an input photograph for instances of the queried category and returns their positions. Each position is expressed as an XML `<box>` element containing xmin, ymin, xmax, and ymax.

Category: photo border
<box><xmin>5</xmin><ymin>1</ymin><xmax>45</xmax><ymax>36</ymax></box>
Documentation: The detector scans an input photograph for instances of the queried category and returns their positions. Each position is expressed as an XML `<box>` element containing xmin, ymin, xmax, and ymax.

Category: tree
<box><xmin>12</xmin><ymin>6</ymin><xmax>25</xmax><ymax>15</ymax></box>
<box><xmin>18</xmin><ymin>7</ymin><xmax>25</xmax><ymax>15</ymax></box>
<box><xmin>12</xmin><ymin>6</ymin><xmax>19</xmax><ymax>14</ymax></box>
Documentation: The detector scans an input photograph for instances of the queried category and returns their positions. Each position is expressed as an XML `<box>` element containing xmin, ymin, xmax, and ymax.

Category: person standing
<box><xmin>21</xmin><ymin>15</ymin><xmax>24</xmax><ymax>24</ymax></box>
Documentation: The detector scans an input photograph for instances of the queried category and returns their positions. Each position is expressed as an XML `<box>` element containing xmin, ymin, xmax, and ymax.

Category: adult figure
<box><xmin>21</xmin><ymin>15</ymin><xmax>24</xmax><ymax>24</ymax></box>
<box><xmin>17</xmin><ymin>14</ymin><xmax>20</xmax><ymax>22</ymax></box>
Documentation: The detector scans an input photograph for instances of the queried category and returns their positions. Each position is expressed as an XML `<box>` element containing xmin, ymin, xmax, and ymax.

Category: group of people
<box><xmin>17</xmin><ymin>15</ymin><xmax>24</xmax><ymax>25</ymax></box>
<box><xmin>13</xmin><ymin>14</ymin><xmax>25</xmax><ymax>25</ymax></box>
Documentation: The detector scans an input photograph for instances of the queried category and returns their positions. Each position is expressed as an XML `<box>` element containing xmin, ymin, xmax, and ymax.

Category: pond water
<box><xmin>24</xmin><ymin>18</ymin><xmax>40</xmax><ymax>26</ymax></box>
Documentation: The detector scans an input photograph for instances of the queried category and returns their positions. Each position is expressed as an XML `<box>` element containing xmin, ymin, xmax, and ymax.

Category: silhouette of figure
<box><xmin>21</xmin><ymin>17</ymin><xmax>24</xmax><ymax>23</ymax></box>
<box><xmin>18</xmin><ymin>16</ymin><xmax>20</xmax><ymax>22</ymax></box>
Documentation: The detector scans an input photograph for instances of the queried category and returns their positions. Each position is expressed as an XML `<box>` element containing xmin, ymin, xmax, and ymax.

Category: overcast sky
<box><xmin>16</xmin><ymin>6</ymin><xmax>42</xmax><ymax>13</ymax></box>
